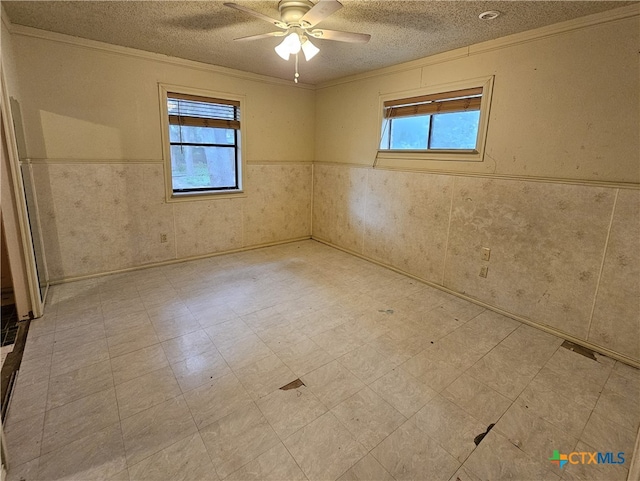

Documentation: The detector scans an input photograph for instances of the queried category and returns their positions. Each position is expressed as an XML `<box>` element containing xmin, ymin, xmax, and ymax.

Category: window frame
<box><xmin>159</xmin><ymin>84</ymin><xmax>246</xmax><ymax>202</ymax></box>
<box><xmin>375</xmin><ymin>76</ymin><xmax>494</xmax><ymax>170</ymax></box>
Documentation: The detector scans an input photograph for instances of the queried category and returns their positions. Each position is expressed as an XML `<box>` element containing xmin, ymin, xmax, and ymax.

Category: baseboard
<box><xmin>311</xmin><ymin>236</ymin><xmax>640</xmax><ymax>369</ymax></box>
<box><xmin>49</xmin><ymin>236</ymin><xmax>312</xmax><ymax>286</ymax></box>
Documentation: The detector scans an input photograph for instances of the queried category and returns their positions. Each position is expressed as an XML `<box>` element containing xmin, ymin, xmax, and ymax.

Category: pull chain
<box><xmin>294</xmin><ymin>53</ymin><xmax>300</xmax><ymax>83</ymax></box>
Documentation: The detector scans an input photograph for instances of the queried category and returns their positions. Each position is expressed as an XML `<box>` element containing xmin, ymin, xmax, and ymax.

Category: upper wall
<box><xmin>5</xmin><ymin>25</ymin><xmax>315</xmax><ymax>281</ymax></box>
<box><xmin>11</xmin><ymin>31</ymin><xmax>315</xmax><ymax>163</ymax></box>
<box><xmin>315</xmin><ymin>10</ymin><xmax>639</xmax><ymax>184</ymax></box>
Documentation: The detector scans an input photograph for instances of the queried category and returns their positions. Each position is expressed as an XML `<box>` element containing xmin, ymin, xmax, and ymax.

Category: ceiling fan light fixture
<box><xmin>275</xmin><ymin>31</ymin><xmax>303</xmax><ymax>60</ymax></box>
<box><xmin>275</xmin><ymin>38</ymin><xmax>291</xmax><ymax>60</ymax></box>
<box><xmin>287</xmin><ymin>32</ymin><xmax>302</xmax><ymax>54</ymax></box>
<box><xmin>275</xmin><ymin>31</ymin><xmax>303</xmax><ymax>61</ymax></box>
<box><xmin>225</xmin><ymin>0</ymin><xmax>370</xmax><ymax>81</ymax></box>
<box><xmin>301</xmin><ymin>37</ymin><xmax>319</xmax><ymax>61</ymax></box>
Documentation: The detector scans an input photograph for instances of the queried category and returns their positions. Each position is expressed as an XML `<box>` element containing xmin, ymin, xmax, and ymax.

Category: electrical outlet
<box><xmin>160</xmin><ymin>233</ymin><xmax>168</xmax><ymax>243</ymax></box>
<box><xmin>479</xmin><ymin>266</ymin><xmax>489</xmax><ymax>278</ymax></box>
<box><xmin>481</xmin><ymin>247</ymin><xmax>491</xmax><ymax>261</ymax></box>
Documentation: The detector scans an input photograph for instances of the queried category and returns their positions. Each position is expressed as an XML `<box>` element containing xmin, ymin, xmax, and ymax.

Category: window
<box><xmin>376</xmin><ymin>77</ymin><xmax>493</xmax><ymax>168</ymax></box>
<box><xmin>160</xmin><ymin>86</ymin><xmax>244</xmax><ymax>200</ymax></box>
<box><xmin>380</xmin><ymin>87</ymin><xmax>482</xmax><ymax>151</ymax></box>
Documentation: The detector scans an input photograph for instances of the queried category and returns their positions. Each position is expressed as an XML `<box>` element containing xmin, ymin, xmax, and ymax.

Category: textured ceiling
<box><xmin>3</xmin><ymin>1</ymin><xmax>636</xmax><ymax>84</ymax></box>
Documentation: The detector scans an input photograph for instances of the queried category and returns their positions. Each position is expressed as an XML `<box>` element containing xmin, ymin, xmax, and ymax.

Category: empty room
<box><xmin>0</xmin><ymin>1</ymin><xmax>638</xmax><ymax>480</ymax></box>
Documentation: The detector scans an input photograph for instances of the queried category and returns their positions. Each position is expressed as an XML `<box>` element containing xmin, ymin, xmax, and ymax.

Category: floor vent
<box><xmin>560</xmin><ymin>340</ymin><xmax>597</xmax><ymax>361</ymax></box>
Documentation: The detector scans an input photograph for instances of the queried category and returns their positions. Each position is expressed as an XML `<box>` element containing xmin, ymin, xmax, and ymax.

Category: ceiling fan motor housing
<box><xmin>278</xmin><ymin>0</ymin><xmax>314</xmax><ymax>25</ymax></box>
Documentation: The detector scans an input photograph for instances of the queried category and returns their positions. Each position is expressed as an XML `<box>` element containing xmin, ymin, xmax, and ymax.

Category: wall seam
<box><xmin>172</xmin><ymin>203</ymin><xmax>178</xmax><ymax>260</ymax></box>
<box><xmin>441</xmin><ymin>176</ymin><xmax>456</xmax><ymax>287</ymax></box>
<box><xmin>241</xmin><ymin>195</ymin><xmax>246</xmax><ymax>248</ymax></box>
<box><xmin>586</xmin><ymin>188</ymin><xmax>619</xmax><ymax>339</ymax></box>
<box><xmin>361</xmin><ymin>168</ymin><xmax>369</xmax><ymax>254</ymax></box>
<box><xmin>310</xmin><ymin>162</ymin><xmax>314</xmax><ymax>237</ymax></box>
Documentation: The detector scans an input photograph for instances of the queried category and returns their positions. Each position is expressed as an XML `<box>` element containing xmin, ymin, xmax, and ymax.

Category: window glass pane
<box><xmin>379</xmin><ymin>119</ymin><xmax>390</xmax><ymax>149</ymax></box>
<box><xmin>170</xmin><ymin>145</ymin><xmax>236</xmax><ymax>190</ymax></box>
<box><xmin>389</xmin><ymin>116</ymin><xmax>431</xmax><ymax>149</ymax></box>
<box><xmin>430</xmin><ymin>110</ymin><xmax>480</xmax><ymax>149</ymax></box>
<box><xmin>169</xmin><ymin>125</ymin><xmax>235</xmax><ymax>145</ymax></box>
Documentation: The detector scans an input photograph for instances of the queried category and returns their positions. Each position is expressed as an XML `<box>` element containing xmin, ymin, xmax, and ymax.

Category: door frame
<box><xmin>0</xmin><ymin>68</ymin><xmax>44</xmax><ymax>319</ymax></box>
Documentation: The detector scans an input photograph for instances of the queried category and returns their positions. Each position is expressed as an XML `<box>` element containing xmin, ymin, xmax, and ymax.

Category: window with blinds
<box><xmin>380</xmin><ymin>87</ymin><xmax>483</xmax><ymax>152</ymax></box>
<box><xmin>166</xmin><ymin>92</ymin><xmax>241</xmax><ymax>194</ymax></box>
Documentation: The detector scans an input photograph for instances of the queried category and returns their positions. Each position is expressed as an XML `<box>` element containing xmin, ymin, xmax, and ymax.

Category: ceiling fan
<box><xmin>224</xmin><ymin>0</ymin><xmax>371</xmax><ymax>82</ymax></box>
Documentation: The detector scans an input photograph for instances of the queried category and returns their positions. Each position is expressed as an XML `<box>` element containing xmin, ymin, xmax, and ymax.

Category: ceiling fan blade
<box><xmin>300</xmin><ymin>0</ymin><xmax>343</xmax><ymax>28</ymax></box>
<box><xmin>234</xmin><ymin>32</ymin><xmax>286</xmax><ymax>42</ymax></box>
<box><xmin>223</xmin><ymin>3</ymin><xmax>286</xmax><ymax>28</ymax></box>
<box><xmin>311</xmin><ymin>29</ymin><xmax>371</xmax><ymax>44</ymax></box>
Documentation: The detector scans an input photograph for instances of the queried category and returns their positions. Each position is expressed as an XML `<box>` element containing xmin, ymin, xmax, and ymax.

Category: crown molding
<box><xmin>3</xmin><ymin>18</ymin><xmax>315</xmax><ymax>91</ymax></box>
<box><xmin>3</xmin><ymin>3</ymin><xmax>638</xmax><ymax>91</ymax></box>
<box><xmin>1</xmin><ymin>5</ymin><xmax>12</xmax><ymax>32</ymax></box>
<box><xmin>316</xmin><ymin>3</ymin><xmax>640</xmax><ymax>89</ymax></box>
<box><xmin>469</xmin><ymin>3</ymin><xmax>640</xmax><ymax>56</ymax></box>
<box><xmin>316</xmin><ymin>47</ymin><xmax>470</xmax><ymax>90</ymax></box>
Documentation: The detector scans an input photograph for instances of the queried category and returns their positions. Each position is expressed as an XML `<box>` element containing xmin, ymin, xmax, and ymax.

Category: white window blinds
<box><xmin>167</xmin><ymin>93</ymin><xmax>240</xmax><ymax>129</ymax></box>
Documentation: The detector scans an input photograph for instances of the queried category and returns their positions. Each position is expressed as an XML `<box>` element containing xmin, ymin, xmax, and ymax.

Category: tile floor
<box><xmin>4</xmin><ymin>240</ymin><xmax>639</xmax><ymax>481</ymax></box>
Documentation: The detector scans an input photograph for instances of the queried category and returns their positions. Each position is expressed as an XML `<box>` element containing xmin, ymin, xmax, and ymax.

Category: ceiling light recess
<box><xmin>478</xmin><ymin>10</ymin><xmax>501</xmax><ymax>20</ymax></box>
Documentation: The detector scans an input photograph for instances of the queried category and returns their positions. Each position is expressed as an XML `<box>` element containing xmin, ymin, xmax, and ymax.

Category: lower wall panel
<box><xmin>31</xmin><ymin>158</ymin><xmax>638</xmax><ymax>363</ymax></box>
<box><xmin>32</xmin><ymin>161</ymin><xmax>311</xmax><ymax>280</ymax></box>
<box><xmin>312</xmin><ymin>163</ymin><xmax>640</xmax><ymax>363</ymax></box>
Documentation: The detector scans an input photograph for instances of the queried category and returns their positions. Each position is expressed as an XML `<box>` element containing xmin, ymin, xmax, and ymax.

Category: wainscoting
<box><xmin>312</xmin><ymin>163</ymin><xmax>639</xmax><ymax>364</ymax></box>
<box><xmin>31</xmin><ymin>161</ymin><xmax>312</xmax><ymax>281</ymax></box>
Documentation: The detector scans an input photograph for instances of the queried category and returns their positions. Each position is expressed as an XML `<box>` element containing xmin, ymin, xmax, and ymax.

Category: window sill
<box><xmin>166</xmin><ymin>189</ymin><xmax>247</xmax><ymax>203</ymax></box>
<box><xmin>375</xmin><ymin>150</ymin><xmax>484</xmax><ymax>171</ymax></box>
